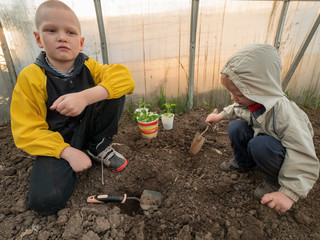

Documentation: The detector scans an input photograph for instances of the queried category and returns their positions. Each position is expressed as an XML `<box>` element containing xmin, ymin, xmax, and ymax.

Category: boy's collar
<box><xmin>45</xmin><ymin>56</ymin><xmax>74</xmax><ymax>78</ymax></box>
<box><xmin>248</xmin><ymin>103</ymin><xmax>264</xmax><ymax>112</ymax></box>
<box><xmin>34</xmin><ymin>51</ymin><xmax>89</xmax><ymax>78</ymax></box>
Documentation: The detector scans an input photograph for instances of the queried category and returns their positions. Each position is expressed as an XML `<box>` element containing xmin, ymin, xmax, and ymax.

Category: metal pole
<box><xmin>93</xmin><ymin>0</ymin><xmax>109</xmax><ymax>64</ymax></box>
<box><xmin>0</xmin><ymin>21</ymin><xmax>17</xmax><ymax>89</ymax></box>
<box><xmin>274</xmin><ymin>0</ymin><xmax>289</xmax><ymax>50</ymax></box>
<box><xmin>188</xmin><ymin>0</ymin><xmax>199</xmax><ymax>110</ymax></box>
<box><xmin>282</xmin><ymin>9</ymin><xmax>320</xmax><ymax>91</ymax></box>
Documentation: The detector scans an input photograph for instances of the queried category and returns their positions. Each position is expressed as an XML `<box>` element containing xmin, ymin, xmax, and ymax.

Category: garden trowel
<box><xmin>87</xmin><ymin>189</ymin><xmax>163</xmax><ymax>211</ymax></box>
<box><xmin>189</xmin><ymin>108</ymin><xmax>218</xmax><ymax>155</ymax></box>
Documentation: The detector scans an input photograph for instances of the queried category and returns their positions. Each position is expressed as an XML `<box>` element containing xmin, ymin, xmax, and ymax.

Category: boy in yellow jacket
<box><xmin>10</xmin><ymin>0</ymin><xmax>135</xmax><ymax>215</ymax></box>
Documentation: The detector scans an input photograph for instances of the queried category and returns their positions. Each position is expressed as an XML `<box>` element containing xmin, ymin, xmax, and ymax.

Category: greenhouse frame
<box><xmin>1</xmin><ymin>0</ymin><xmax>320</xmax><ymax>124</ymax></box>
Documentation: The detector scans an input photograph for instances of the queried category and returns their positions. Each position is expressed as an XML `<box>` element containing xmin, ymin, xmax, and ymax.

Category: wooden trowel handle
<box><xmin>201</xmin><ymin>109</ymin><xmax>219</xmax><ymax>135</ymax></box>
<box><xmin>200</xmin><ymin>125</ymin><xmax>209</xmax><ymax>135</ymax></box>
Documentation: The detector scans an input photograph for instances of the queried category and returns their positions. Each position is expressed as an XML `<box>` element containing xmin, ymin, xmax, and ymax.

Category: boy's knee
<box><xmin>28</xmin><ymin>189</ymin><xmax>70</xmax><ymax>215</ymax></box>
<box><xmin>248</xmin><ymin>135</ymin><xmax>285</xmax><ymax>165</ymax></box>
<box><xmin>228</xmin><ymin>120</ymin><xmax>251</xmax><ymax>137</ymax></box>
<box><xmin>28</xmin><ymin>156</ymin><xmax>77</xmax><ymax>215</ymax></box>
<box><xmin>248</xmin><ymin>136</ymin><xmax>278</xmax><ymax>162</ymax></box>
<box><xmin>248</xmin><ymin>137</ymin><xmax>264</xmax><ymax>157</ymax></box>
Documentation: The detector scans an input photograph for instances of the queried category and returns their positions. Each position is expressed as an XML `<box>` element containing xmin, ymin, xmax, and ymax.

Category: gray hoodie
<box><xmin>220</xmin><ymin>43</ymin><xmax>319</xmax><ymax>202</ymax></box>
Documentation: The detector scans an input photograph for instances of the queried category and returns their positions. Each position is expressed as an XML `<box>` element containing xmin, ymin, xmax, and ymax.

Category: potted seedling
<box><xmin>133</xmin><ymin>108</ymin><xmax>160</xmax><ymax>139</ymax></box>
<box><xmin>134</xmin><ymin>98</ymin><xmax>151</xmax><ymax>116</ymax></box>
<box><xmin>161</xmin><ymin>102</ymin><xmax>176</xmax><ymax>130</ymax></box>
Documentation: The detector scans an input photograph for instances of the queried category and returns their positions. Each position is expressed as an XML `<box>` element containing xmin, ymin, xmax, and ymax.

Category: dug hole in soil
<box><xmin>0</xmin><ymin>108</ymin><xmax>320</xmax><ymax>240</ymax></box>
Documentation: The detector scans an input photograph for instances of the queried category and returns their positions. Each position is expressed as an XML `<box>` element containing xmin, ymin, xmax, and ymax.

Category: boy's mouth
<box><xmin>57</xmin><ymin>46</ymin><xmax>70</xmax><ymax>50</ymax></box>
<box><xmin>235</xmin><ymin>101</ymin><xmax>243</xmax><ymax>106</ymax></box>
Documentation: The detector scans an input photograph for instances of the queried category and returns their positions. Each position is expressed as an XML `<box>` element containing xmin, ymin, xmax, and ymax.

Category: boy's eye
<box><xmin>44</xmin><ymin>29</ymin><xmax>55</xmax><ymax>32</ymax></box>
<box><xmin>233</xmin><ymin>92</ymin><xmax>244</xmax><ymax>98</ymax></box>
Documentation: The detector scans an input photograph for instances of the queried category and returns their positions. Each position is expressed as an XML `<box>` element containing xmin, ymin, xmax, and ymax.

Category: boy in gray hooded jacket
<box><xmin>206</xmin><ymin>43</ymin><xmax>319</xmax><ymax>213</ymax></box>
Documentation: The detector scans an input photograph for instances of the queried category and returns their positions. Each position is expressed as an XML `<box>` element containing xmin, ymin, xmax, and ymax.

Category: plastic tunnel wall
<box><xmin>0</xmin><ymin>0</ymin><xmax>320</xmax><ymax>125</ymax></box>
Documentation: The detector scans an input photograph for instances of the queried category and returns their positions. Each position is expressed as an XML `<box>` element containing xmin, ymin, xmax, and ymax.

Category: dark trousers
<box><xmin>27</xmin><ymin>96</ymin><xmax>125</xmax><ymax>215</ymax></box>
<box><xmin>228</xmin><ymin>120</ymin><xmax>286</xmax><ymax>188</ymax></box>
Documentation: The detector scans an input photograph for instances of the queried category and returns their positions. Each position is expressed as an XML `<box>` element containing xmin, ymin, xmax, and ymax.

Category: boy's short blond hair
<box><xmin>220</xmin><ymin>74</ymin><xmax>235</xmax><ymax>89</ymax></box>
<box><xmin>35</xmin><ymin>0</ymin><xmax>81</xmax><ymax>33</ymax></box>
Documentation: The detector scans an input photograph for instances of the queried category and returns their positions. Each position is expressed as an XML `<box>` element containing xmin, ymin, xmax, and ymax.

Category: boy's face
<box><xmin>34</xmin><ymin>7</ymin><xmax>84</xmax><ymax>70</ymax></box>
<box><xmin>221</xmin><ymin>74</ymin><xmax>256</xmax><ymax>107</ymax></box>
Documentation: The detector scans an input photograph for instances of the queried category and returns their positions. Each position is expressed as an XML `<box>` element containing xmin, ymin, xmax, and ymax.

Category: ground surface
<box><xmin>0</xmin><ymin>107</ymin><xmax>320</xmax><ymax>240</ymax></box>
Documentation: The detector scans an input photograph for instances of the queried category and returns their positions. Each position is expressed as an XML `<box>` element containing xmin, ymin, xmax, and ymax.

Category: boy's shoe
<box><xmin>253</xmin><ymin>181</ymin><xmax>279</xmax><ymax>200</ymax></box>
<box><xmin>87</xmin><ymin>142</ymin><xmax>127</xmax><ymax>173</ymax></box>
<box><xmin>220</xmin><ymin>158</ymin><xmax>250</xmax><ymax>172</ymax></box>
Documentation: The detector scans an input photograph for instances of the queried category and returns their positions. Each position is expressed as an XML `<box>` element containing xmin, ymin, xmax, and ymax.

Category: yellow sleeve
<box><xmin>84</xmin><ymin>58</ymin><xmax>135</xmax><ymax>99</ymax></box>
<box><xmin>10</xmin><ymin>64</ymin><xmax>69</xmax><ymax>158</ymax></box>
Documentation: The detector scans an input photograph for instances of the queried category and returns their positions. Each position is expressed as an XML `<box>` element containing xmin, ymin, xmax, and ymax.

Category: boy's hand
<box><xmin>261</xmin><ymin>192</ymin><xmax>294</xmax><ymax>213</ymax></box>
<box><xmin>50</xmin><ymin>92</ymin><xmax>88</xmax><ymax>117</ymax></box>
<box><xmin>50</xmin><ymin>86</ymin><xmax>109</xmax><ymax>117</ymax></box>
<box><xmin>60</xmin><ymin>146</ymin><xmax>92</xmax><ymax>172</ymax></box>
<box><xmin>205</xmin><ymin>113</ymin><xmax>224</xmax><ymax>126</ymax></box>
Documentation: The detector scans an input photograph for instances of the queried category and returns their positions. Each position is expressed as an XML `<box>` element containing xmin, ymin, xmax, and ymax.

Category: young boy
<box><xmin>10</xmin><ymin>0</ymin><xmax>135</xmax><ymax>215</ymax></box>
<box><xmin>206</xmin><ymin>43</ymin><xmax>319</xmax><ymax>213</ymax></box>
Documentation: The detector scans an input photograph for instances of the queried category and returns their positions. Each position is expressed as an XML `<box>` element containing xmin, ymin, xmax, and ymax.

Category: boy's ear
<box><xmin>80</xmin><ymin>37</ymin><xmax>85</xmax><ymax>51</ymax></box>
<box><xmin>33</xmin><ymin>31</ymin><xmax>43</xmax><ymax>48</ymax></box>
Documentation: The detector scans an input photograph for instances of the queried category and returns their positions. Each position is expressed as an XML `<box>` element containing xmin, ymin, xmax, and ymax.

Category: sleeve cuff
<box><xmin>56</xmin><ymin>142</ymin><xmax>70</xmax><ymax>159</ymax></box>
<box><xmin>279</xmin><ymin>186</ymin><xmax>300</xmax><ymax>202</ymax></box>
<box><xmin>220</xmin><ymin>110</ymin><xmax>228</xmax><ymax>119</ymax></box>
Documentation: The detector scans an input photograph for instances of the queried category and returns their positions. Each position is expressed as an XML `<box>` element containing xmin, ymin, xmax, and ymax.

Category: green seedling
<box><xmin>162</xmin><ymin>102</ymin><xmax>176</xmax><ymax>118</ymax></box>
<box><xmin>133</xmin><ymin>108</ymin><xmax>159</xmax><ymax>122</ymax></box>
<box><xmin>136</xmin><ymin>98</ymin><xmax>151</xmax><ymax>109</ymax></box>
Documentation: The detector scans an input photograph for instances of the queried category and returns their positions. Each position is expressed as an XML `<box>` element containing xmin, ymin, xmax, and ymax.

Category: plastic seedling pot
<box><xmin>161</xmin><ymin>113</ymin><xmax>174</xmax><ymax>130</ymax></box>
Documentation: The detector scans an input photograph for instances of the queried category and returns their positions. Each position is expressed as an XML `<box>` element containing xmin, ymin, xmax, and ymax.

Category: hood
<box><xmin>220</xmin><ymin>43</ymin><xmax>284</xmax><ymax>111</ymax></box>
<box><xmin>34</xmin><ymin>51</ymin><xmax>89</xmax><ymax>78</ymax></box>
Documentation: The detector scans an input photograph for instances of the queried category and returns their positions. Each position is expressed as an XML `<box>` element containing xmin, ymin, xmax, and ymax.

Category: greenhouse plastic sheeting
<box><xmin>0</xmin><ymin>0</ymin><xmax>320</xmax><ymax>125</ymax></box>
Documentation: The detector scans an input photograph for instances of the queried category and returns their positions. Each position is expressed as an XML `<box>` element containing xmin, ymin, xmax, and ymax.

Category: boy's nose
<box><xmin>230</xmin><ymin>93</ymin><xmax>237</xmax><ymax>101</ymax></box>
<box><xmin>57</xmin><ymin>32</ymin><xmax>68</xmax><ymax>42</ymax></box>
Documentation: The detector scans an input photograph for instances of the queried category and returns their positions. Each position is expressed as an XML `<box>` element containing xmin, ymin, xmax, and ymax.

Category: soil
<box><xmin>0</xmin><ymin>107</ymin><xmax>320</xmax><ymax>240</ymax></box>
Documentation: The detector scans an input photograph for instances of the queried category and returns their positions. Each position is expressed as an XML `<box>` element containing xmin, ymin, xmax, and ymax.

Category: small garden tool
<box><xmin>189</xmin><ymin>108</ymin><xmax>219</xmax><ymax>155</ymax></box>
<box><xmin>87</xmin><ymin>189</ymin><xmax>163</xmax><ymax>211</ymax></box>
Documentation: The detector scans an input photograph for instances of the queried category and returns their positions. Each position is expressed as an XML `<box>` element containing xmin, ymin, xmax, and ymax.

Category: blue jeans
<box><xmin>27</xmin><ymin>96</ymin><xmax>125</xmax><ymax>215</ymax></box>
<box><xmin>228</xmin><ymin>120</ymin><xmax>286</xmax><ymax>188</ymax></box>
